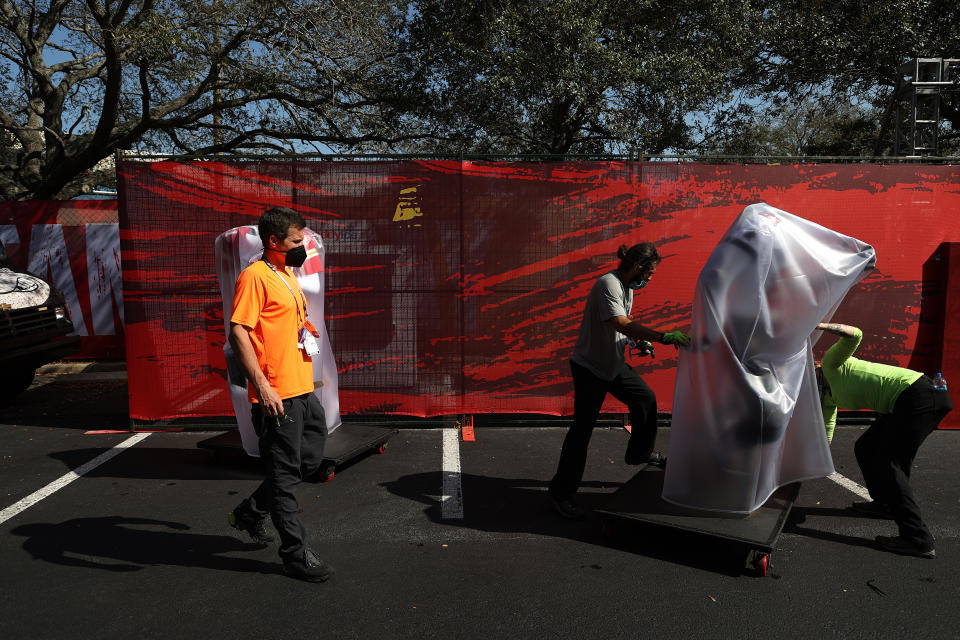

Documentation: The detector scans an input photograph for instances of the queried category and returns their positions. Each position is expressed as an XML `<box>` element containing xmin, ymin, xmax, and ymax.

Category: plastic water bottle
<box><xmin>933</xmin><ymin>372</ymin><xmax>948</xmax><ymax>391</ymax></box>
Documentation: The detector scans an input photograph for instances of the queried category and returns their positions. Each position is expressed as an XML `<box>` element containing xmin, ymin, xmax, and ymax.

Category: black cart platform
<box><xmin>595</xmin><ymin>465</ymin><xmax>799</xmax><ymax>576</ymax></box>
<box><xmin>197</xmin><ymin>422</ymin><xmax>397</xmax><ymax>482</ymax></box>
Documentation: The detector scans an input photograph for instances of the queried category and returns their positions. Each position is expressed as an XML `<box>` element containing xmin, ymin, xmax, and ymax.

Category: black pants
<box><xmin>854</xmin><ymin>376</ymin><xmax>952</xmax><ymax>548</ymax></box>
<box><xmin>550</xmin><ymin>360</ymin><xmax>658</xmax><ymax>500</ymax></box>
<box><xmin>241</xmin><ymin>393</ymin><xmax>326</xmax><ymax>560</ymax></box>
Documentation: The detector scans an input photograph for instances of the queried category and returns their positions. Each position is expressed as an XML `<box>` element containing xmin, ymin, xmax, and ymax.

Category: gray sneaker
<box><xmin>625</xmin><ymin>450</ymin><xmax>667</xmax><ymax>467</ymax></box>
<box><xmin>228</xmin><ymin>508</ymin><xmax>275</xmax><ymax>545</ymax></box>
<box><xmin>283</xmin><ymin>548</ymin><xmax>335</xmax><ymax>582</ymax></box>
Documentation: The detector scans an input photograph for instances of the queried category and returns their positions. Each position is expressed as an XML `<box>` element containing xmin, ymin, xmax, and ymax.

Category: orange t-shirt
<box><xmin>231</xmin><ymin>260</ymin><xmax>314</xmax><ymax>403</ymax></box>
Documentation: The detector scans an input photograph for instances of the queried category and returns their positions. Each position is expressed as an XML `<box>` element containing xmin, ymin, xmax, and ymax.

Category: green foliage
<box><xmin>705</xmin><ymin>98</ymin><xmax>888</xmax><ymax>157</ymax></box>
<box><xmin>0</xmin><ymin>0</ymin><xmax>958</xmax><ymax>199</ymax></box>
<box><xmin>755</xmin><ymin>0</ymin><xmax>960</xmax><ymax>156</ymax></box>
<box><xmin>398</xmin><ymin>0</ymin><xmax>767</xmax><ymax>154</ymax></box>
<box><xmin>0</xmin><ymin>0</ymin><xmax>413</xmax><ymax>199</ymax></box>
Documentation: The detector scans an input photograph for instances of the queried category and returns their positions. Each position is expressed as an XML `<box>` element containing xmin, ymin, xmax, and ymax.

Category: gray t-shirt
<box><xmin>571</xmin><ymin>271</ymin><xmax>633</xmax><ymax>381</ymax></box>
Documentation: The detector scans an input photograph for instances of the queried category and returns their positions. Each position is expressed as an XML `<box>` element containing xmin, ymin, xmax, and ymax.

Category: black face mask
<box><xmin>284</xmin><ymin>245</ymin><xmax>307</xmax><ymax>268</ymax></box>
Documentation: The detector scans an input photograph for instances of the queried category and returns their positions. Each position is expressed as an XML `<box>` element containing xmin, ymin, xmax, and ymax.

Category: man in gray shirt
<box><xmin>571</xmin><ymin>270</ymin><xmax>636</xmax><ymax>380</ymax></box>
<box><xmin>549</xmin><ymin>242</ymin><xmax>690</xmax><ymax>519</ymax></box>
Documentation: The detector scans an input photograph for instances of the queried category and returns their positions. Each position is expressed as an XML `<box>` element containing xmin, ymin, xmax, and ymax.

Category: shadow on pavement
<box><xmin>784</xmin><ymin>506</ymin><xmax>882</xmax><ymax>551</ymax></box>
<box><xmin>45</xmin><ymin>445</ymin><xmax>377</xmax><ymax>483</ymax></box>
<box><xmin>4</xmin><ymin>380</ymin><xmax>129</xmax><ymax>430</ymax></box>
<box><xmin>382</xmin><ymin>471</ymin><xmax>760</xmax><ymax>577</ymax></box>
<box><xmin>47</xmin><ymin>447</ymin><xmax>264</xmax><ymax>481</ymax></box>
<box><xmin>9</xmin><ymin>516</ymin><xmax>276</xmax><ymax>574</ymax></box>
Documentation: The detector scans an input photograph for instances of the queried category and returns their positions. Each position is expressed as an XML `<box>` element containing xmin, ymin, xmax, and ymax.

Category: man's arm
<box><xmin>817</xmin><ymin>322</ymin><xmax>863</xmax><ymax>370</ymax></box>
<box><xmin>608</xmin><ymin>316</ymin><xmax>663</xmax><ymax>343</ymax></box>
<box><xmin>817</xmin><ymin>322</ymin><xmax>858</xmax><ymax>338</ymax></box>
<box><xmin>229</xmin><ymin>322</ymin><xmax>284</xmax><ymax>417</ymax></box>
<box><xmin>608</xmin><ymin>316</ymin><xmax>690</xmax><ymax>346</ymax></box>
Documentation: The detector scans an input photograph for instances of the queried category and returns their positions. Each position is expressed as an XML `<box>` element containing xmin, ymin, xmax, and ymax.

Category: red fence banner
<box><xmin>0</xmin><ymin>200</ymin><xmax>125</xmax><ymax>359</ymax></box>
<box><xmin>116</xmin><ymin>160</ymin><xmax>960</xmax><ymax>422</ymax></box>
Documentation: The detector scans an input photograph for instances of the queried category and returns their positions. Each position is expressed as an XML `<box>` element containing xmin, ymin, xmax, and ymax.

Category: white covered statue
<box><xmin>662</xmin><ymin>203</ymin><xmax>876</xmax><ymax>513</ymax></box>
<box><xmin>215</xmin><ymin>225</ymin><xmax>342</xmax><ymax>457</ymax></box>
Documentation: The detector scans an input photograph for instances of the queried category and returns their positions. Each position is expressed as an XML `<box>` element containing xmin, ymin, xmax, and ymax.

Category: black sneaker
<box><xmin>228</xmin><ymin>508</ymin><xmax>275</xmax><ymax>545</ymax></box>
<box><xmin>549</xmin><ymin>493</ymin><xmax>586</xmax><ymax>520</ymax></box>
<box><xmin>625</xmin><ymin>450</ymin><xmax>667</xmax><ymax>467</ymax></box>
<box><xmin>850</xmin><ymin>500</ymin><xmax>892</xmax><ymax>519</ymax></box>
<box><xmin>875</xmin><ymin>535</ymin><xmax>935</xmax><ymax>559</ymax></box>
<box><xmin>283</xmin><ymin>548</ymin><xmax>334</xmax><ymax>582</ymax></box>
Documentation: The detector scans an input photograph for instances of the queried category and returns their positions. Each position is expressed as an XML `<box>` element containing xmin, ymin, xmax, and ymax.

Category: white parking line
<box><xmin>0</xmin><ymin>433</ymin><xmax>151</xmax><ymax>526</ymax></box>
<box><xmin>828</xmin><ymin>472</ymin><xmax>871</xmax><ymax>500</ymax></box>
<box><xmin>441</xmin><ymin>428</ymin><xmax>463</xmax><ymax>519</ymax></box>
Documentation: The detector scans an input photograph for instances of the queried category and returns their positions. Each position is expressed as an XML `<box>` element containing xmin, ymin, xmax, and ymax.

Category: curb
<box><xmin>36</xmin><ymin>360</ymin><xmax>127</xmax><ymax>374</ymax></box>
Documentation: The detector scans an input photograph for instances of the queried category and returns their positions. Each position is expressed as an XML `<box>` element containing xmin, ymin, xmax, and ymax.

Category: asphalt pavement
<box><xmin>1</xmin><ymin>368</ymin><xmax>958</xmax><ymax>640</ymax></box>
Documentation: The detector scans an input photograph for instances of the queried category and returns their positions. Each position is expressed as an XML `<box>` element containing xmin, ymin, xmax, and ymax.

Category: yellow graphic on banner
<box><xmin>393</xmin><ymin>186</ymin><xmax>423</xmax><ymax>222</ymax></box>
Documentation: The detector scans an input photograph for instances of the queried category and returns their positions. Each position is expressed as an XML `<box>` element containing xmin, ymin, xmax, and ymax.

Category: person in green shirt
<box><xmin>817</xmin><ymin>322</ymin><xmax>952</xmax><ymax>559</ymax></box>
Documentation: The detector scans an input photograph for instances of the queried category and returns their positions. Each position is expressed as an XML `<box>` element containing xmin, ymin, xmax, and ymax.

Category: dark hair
<box><xmin>258</xmin><ymin>207</ymin><xmax>306</xmax><ymax>246</ymax></box>
<box><xmin>617</xmin><ymin>242</ymin><xmax>661</xmax><ymax>272</ymax></box>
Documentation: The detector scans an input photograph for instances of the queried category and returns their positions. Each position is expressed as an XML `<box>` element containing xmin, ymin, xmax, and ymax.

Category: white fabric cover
<box><xmin>662</xmin><ymin>203</ymin><xmax>876</xmax><ymax>513</ymax></box>
<box><xmin>214</xmin><ymin>225</ymin><xmax>342</xmax><ymax>457</ymax></box>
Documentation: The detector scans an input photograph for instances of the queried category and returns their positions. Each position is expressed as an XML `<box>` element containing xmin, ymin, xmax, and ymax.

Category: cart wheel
<box><xmin>378</xmin><ymin>443</ymin><xmax>387</xmax><ymax>454</ymax></box>
<box><xmin>753</xmin><ymin>553</ymin><xmax>769</xmax><ymax>577</ymax></box>
<box><xmin>320</xmin><ymin>465</ymin><xmax>336</xmax><ymax>482</ymax></box>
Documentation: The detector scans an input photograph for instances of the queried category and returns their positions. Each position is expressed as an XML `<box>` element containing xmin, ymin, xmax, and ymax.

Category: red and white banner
<box><xmin>116</xmin><ymin>160</ymin><xmax>960</xmax><ymax>423</ymax></box>
<box><xmin>0</xmin><ymin>200</ymin><xmax>125</xmax><ymax>359</ymax></box>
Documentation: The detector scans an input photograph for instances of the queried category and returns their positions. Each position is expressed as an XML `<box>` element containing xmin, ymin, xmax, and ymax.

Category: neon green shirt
<box><xmin>820</xmin><ymin>327</ymin><xmax>922</xmax><ymax>442</ymax></box>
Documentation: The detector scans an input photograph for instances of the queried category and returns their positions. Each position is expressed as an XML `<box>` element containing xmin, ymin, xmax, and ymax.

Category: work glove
<box><xmin>660</xmin><ymin>330</ymin><xmax>691</xmax><ymax>348</ymax></box>
<box><xmin>628</xmin><ymin>339</ymin><xmax>655</xmax><ymax>358</ymax></box>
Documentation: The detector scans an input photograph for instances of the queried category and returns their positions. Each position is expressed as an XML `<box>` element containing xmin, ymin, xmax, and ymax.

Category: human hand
<box><xmin>660</xmin><ymin>330</ymin><xmax>691</xmax><ymax>348</ymax></box>
<box><xmin>257</xmin><ymin>384</ymin><xmax>284</xmax><ymax>417</ymax></box>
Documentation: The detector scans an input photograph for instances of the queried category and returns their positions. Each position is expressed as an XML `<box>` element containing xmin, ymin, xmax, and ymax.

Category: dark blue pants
<box><xmin>854</xmin><ymin>376</ymin><xmax>952</xmax><ymax>548</ymax></box>
<box><xmin>550</xmin><ymin>360</ymin><xmax>658</xmax><ymax>500</ymax></box>
<box><xmin>241</xmin><ymin>393</ymin><xmax>326</xmax><ymax>560</ymax></box>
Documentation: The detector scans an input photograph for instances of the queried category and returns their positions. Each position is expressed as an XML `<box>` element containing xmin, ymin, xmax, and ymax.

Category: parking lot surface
<box><xmin>2</xmin><ymin>374</ymin><xmax>958</xmax><ymax>640</ymax></box>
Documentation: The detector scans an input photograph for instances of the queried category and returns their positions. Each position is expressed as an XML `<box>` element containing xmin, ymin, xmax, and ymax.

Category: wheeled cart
<box><xmin>197</xmin><ymin>423</ymin><xmax>397</xmax><ymax>482</ymax></box>
<box><xmin>595</xmin><ymin>465</ymin><xmax>799</xmax><ymax>576</ymax></box>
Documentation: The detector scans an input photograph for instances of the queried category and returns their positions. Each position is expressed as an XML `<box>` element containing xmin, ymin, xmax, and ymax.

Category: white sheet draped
<box><xmin>662</xmin><ymin>203</ymin><xmax>876</xmax><ymax>513</ymax></box>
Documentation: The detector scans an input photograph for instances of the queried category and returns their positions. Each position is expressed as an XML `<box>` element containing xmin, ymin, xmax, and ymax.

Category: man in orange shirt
<box><xmin>227</xmin><ymin>207</ymin><xmax>332</xmax><ymax>582</ymax></box>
